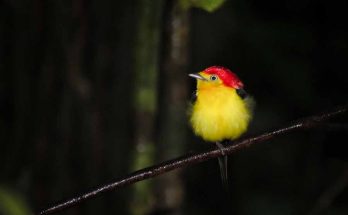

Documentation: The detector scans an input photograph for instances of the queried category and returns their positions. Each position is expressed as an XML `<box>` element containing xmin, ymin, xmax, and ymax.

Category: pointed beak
<box><xmin>188</xmin><ymin>73</ymin><xmax>207</xmax><ymax>81</ymax></box>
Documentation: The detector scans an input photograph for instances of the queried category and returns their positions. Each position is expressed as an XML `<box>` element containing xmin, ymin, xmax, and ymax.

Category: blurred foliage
<box><xmin>0</xmin><ymin>186</ymin><xmax>33</xmax><ymax>215</ymax></box>
<box><xmin>0</xmin><ymin>0</ymin><xmax>347</xmax><ymax>214</ymax></box>
<box><xmin>130</xmin><ymin>0</ymin><xmax>163</xmax><ymax>214</ymax></box>
<box><xmin>180</xmin><ymin>0</ymin><xmax>226</xmax><ymax>12</ymax></box>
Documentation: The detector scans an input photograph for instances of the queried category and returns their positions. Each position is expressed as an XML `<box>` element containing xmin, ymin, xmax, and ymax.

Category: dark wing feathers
<box><xmin>236</xmin><ymin>88</ymin><xmax>248</xmax><ymax>99</ymax></box>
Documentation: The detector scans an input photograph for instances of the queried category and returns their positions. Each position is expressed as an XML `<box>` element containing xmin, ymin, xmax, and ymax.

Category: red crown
<box><xmin>203</xmin><ymin>66</ymin><xmax>244</xmax><ymax>89</ymax></box>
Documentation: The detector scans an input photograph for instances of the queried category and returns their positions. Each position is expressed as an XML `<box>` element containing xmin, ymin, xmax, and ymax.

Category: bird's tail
<box><xmin>216</xmin><ymin>142</ymin><xmax>229</xmax><ymax>190</ymax></box>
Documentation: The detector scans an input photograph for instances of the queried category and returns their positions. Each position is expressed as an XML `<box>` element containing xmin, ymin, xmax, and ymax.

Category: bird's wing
<box><xmin>191</xmin><ymin>91</ymin><xmax>197</xmax><ymax>103</ymax></box>
<box><xmin>236</xmin><ymin>88</ymin><xmax>255</xmax><ymax>115</ymax></box>
<box><xmin>236</xmin><ymin>88</ymin><xmax>248</xmax><ymax>99</ymax></box>
<box><xmin>244</xmin><ymin>96</ymin><xmax>256</xmax><ymax>116</ymax></box>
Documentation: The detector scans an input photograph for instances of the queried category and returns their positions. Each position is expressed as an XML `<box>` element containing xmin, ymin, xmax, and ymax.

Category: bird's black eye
<box><xmin>210</xmin><ymin>75</ymin><xmax>218</xmax><ymax>81</ymax></box>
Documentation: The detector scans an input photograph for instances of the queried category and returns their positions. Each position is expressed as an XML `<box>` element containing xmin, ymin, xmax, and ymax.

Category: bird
<box><xmin>189</xmin><ymin>66</ymin><xmax>253</xmax><ymax>187</ymax></box>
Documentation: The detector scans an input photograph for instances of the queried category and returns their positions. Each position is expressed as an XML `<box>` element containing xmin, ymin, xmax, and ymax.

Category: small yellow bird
<box><xmin>189</xmin><ymin>66</ymin><xmax>253</xmax><ymax>186</ymax></box>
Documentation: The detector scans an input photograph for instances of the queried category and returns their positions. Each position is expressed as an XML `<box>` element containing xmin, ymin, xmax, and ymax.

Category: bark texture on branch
<box><xmin>39</xmin><ymin>104</ymin><xmax>348</xmax><ymax>215</ymax></box>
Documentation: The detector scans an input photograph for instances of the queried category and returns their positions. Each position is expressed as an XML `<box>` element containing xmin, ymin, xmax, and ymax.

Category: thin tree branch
<box><xmin>38</xmin><ymin>104</ymin><xmax>348</xmax><ymax>215</ymax></box>
<box><xmin>309</xmin><ymin>122</ymin><xmax>348</xmax><ymax>131</ymax></box>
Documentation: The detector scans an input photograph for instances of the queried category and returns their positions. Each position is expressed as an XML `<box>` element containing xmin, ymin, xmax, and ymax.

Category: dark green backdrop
<box><xmin>0</xmin><ymin>0</ymin><xmax>347</xmax><ymax>214</ymax></box>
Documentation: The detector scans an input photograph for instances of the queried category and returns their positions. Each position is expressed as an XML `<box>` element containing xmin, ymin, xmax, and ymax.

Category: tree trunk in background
<box><xmin>130</xmin><ymin>0</ymin><xmax>163</xmax><ymax>214</ymax></box>
<box><xmin>0</xmin><ymin>1</ymin><xmax>135</xmax><ymax>214</ymax></box>
<box><xmin>155</xmin><ymin>0</ymin><xmax>190</xmax><ymax>214</ymax></box>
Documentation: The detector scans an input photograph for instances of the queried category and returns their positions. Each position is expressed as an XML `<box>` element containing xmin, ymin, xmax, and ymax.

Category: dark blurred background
<box><xmin>0</xmin><ymin>0</ymin><xmax>347</xmax><ymax>214</ymax></box>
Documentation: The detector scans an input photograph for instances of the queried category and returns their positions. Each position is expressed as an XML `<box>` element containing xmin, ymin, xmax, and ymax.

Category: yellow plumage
<box><xmin>190</xmin><ymin>73</ymin><xmax>251</xmax><ymax>142</ymax></box>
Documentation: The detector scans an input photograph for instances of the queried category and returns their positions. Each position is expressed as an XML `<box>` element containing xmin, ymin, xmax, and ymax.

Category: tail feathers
<box><xmin>217</xmin><ymin>155</ymin><xmax>228</xmax><ymax>190</ymax></box>
<box><xmin>216</xmin><ymin>142</ymin><xmax>229</xmax><ymax>190</ymax></box>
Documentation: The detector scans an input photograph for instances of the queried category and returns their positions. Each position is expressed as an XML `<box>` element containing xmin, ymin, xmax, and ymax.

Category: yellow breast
<box><xmin>190</xmin><ymin>84</ymin><xmax>251</xmax><ymax>142</ymax></box>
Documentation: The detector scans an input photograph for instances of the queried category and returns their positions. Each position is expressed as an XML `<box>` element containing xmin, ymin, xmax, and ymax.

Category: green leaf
<box><xmin>0</xmin><ymin>186</ymin><xmax>33</xmax><ymax>215</ymax></box>
<box><xmin>180</xmin><ymin>0</ymin><xmax>226</xmax><ymax>12</ymax></box>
